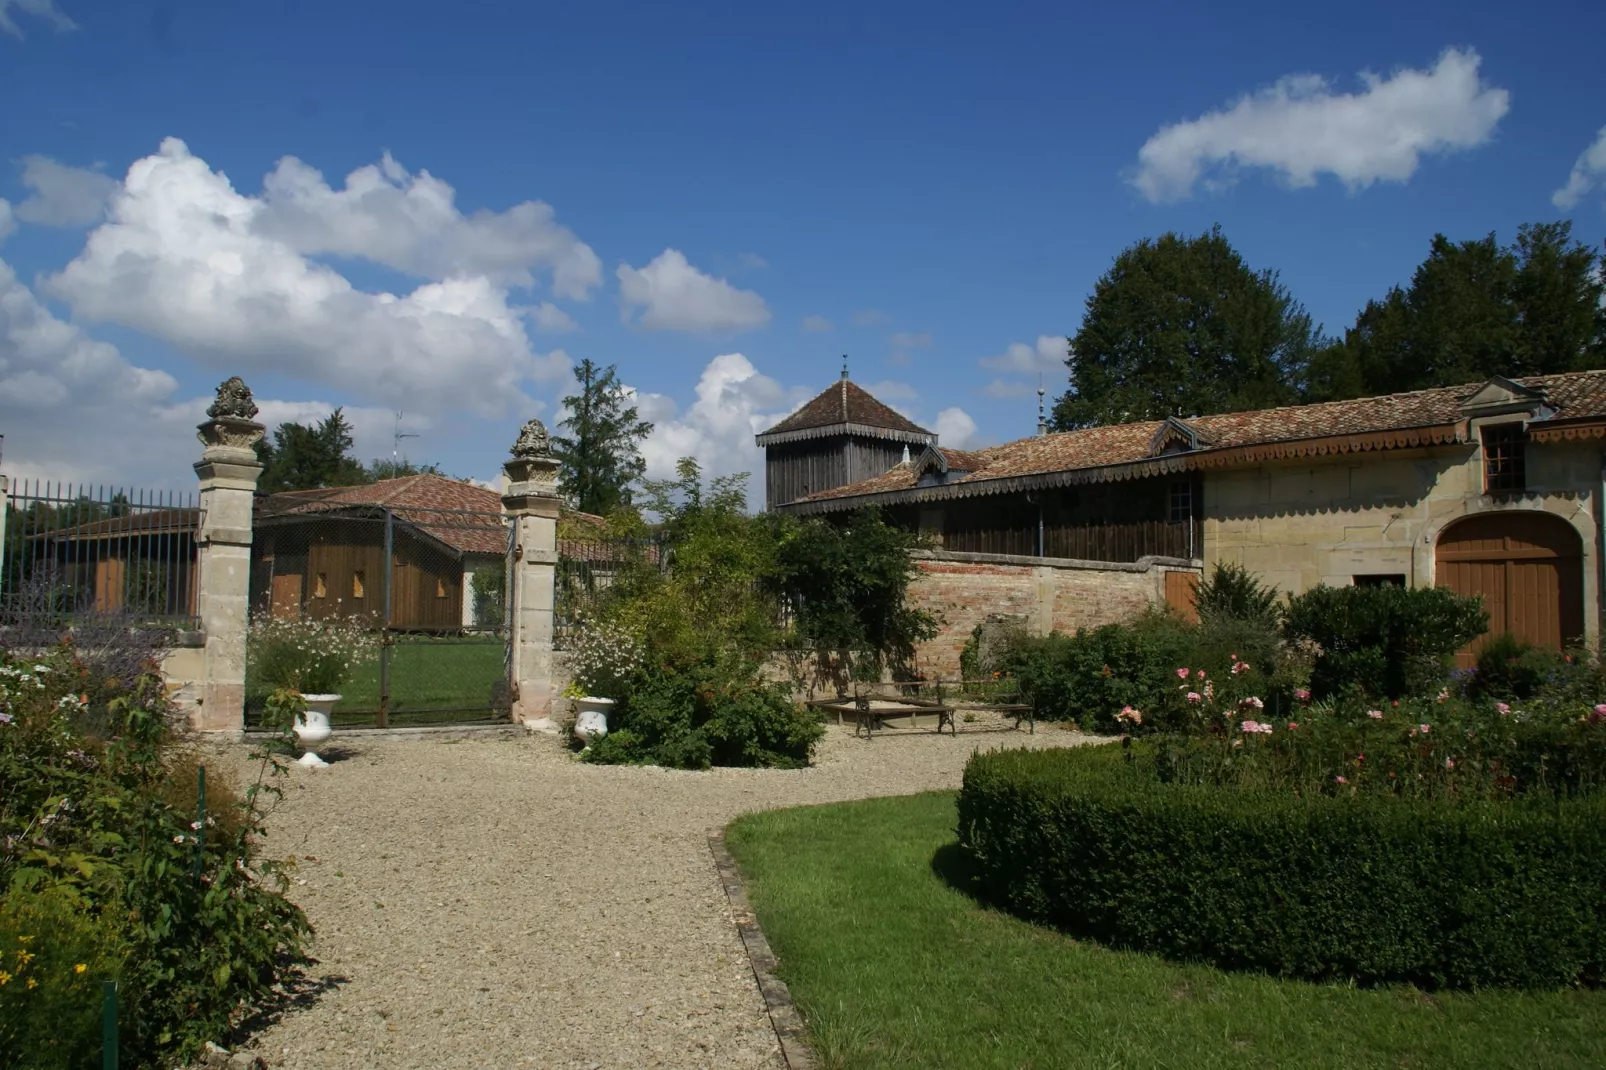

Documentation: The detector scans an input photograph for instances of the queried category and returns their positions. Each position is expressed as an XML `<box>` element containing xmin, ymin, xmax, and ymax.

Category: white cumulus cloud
<box><xmin>1553</xmin><ymin>125</ymin><xmax>1606</xmax><ymax>210</ymax></box>
<box><xmin>0</xmin><ymin>251</ymin><xmax>374</xmax><ymax>484</ymax></box>
<box><xmin>530</xmin><ymin>301</ymin><xmax>579</xmax><ymax>332</ymax></box>
<box><xmin>44</xmin><ymin>138</ymin><xmax>571</xmax><ymax>418</ymax></box>
<box><xmin>934</xmin><ymin>407</ymin><xmax>979</xmax><ymax>450</ymax></box>
<box><xmin>1132</xmin><ymin>47</ymin><xmax>1510</xmax><ymax>202</ymax></box>
<box><xmin>980</xmin><ymin>335</ymin><xmax>1066</xmax><ymax>374</ymax></box>
<box><xmin>13</xmin><ymin>155</ymin><xmax>119</xmax><ymax>227</ymax></box>
<box><xmin>256</xmin><ymin>151</ymin><xmax>600</xmax><ymax>296</ymax></box>
<box><xmin>617</xmin><ymin>249</ymin><xmax>771</xmax><ymax>333</ymax></box>
<box><xmin>0</xmin><ymin>200</ymin><xmax>14</xmax><ymax>245</ymax></box>
<box><xmin>0</xmin><ymin>0</ymin><xmax>74</xmax><ymax>38</ymax></box>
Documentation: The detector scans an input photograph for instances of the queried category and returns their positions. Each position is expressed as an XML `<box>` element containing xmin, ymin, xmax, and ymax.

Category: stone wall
<box><xmin>906</xmin><ymin>550</ymin><xmax>1198</xmax><ymax>679</ymax></box>
<box><xmin>1203</xmin><ymin>439</ymin><xmax>1602</xmax><ymax>645</ymax></box>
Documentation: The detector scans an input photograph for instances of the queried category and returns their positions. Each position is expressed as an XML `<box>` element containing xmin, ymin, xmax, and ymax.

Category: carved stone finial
<box><xmin>511</xmin><ymin>417</ymin><xmax>553</xmax><ymax>459</ymax></box>
<box><xmin>207</xmin><ymin>377</ymin><xmax>259</xmax><ymax>421</ymax></box>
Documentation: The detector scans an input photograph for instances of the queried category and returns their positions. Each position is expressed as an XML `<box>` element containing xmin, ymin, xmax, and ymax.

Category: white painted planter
<box><xmin>571</xmin><ymin>696</ymin><xmax>615</xmax><ymax>743</ymax></box>
<box><xmin>295</xmin><ymin>693</ymin><xmax>339</xmax><ymax>768</ymax></box>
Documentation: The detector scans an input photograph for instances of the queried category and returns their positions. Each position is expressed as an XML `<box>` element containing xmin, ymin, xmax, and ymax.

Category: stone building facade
<box><xmin>766</xmin><ymin>371</ymin><xmax>1606</xmax><ymax>667</ymax></box>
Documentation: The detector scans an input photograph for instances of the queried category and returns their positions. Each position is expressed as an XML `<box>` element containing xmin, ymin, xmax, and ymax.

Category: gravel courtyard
<box><xmin>218</xmin><ymin>719</ymin><xmax>1084</xmax><ymax>1070</ymax></box>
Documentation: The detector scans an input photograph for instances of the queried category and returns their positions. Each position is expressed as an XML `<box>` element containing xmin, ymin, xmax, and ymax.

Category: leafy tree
<box><xmin>364</xmin><ymin>458</ymin><xmax>445</xmax><ymax>481</ymax></box>
<box><xmin>554</xmin><ymin>359</ymin><xmax>653</xmax><ymax>515</ymax></box>
<box><xmin>1052</xmin><ymin>226</ymin><xmax>1325</xmax><ymax>429</ymax></box>
<box><xmin>769</xmin><ymin>509</ymin><xmax>939</xmax><ymax>688</ymax></box>
<box><xmin>1309</xmin><ymin>222</ymin><xmax>1606</xmax><ymax>400</ymax></box>
<box><xmin>255</xmin><ymin>409</ymin><xmax>366</xmax><ymax>492</ymax></box>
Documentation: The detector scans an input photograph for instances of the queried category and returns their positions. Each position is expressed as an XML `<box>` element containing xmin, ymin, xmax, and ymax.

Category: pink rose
<box><xmin>1186</xmin><ymin>691</ymin><xmax>1202</xmax><ymax>703</ymax></box>
<box><xmin>1294</xmin><ymin>688</ymin><xmax>1311</xmax><ymax>702</ymax></box>
<box><xmin>1494</xmin><ymin>702</ymin><xmax>1510</xmax><ymax>715</ymax></box>
<box><xmin>1367</xmin><ymin>710</ymin><xmax>1384</xmax><ymax>720</ymax></box>
<box><xmin>1287</xmin><ymin>722</ymin><xmax>1299</xmax><ymax>730</ymax></box>
<box><xmin>1418</xmin><ymin>724</ymin><xmax>1431</xmax><ymax>735</ymax></box>
<box><xmin>1195</xmin><ymin>670</ymin><xmax>1206</xmax><ymax>680</ymax></box>
<box><xmin>1176</xmin><ymin>667</ymin><xmax>1190</xmax><ymax>679</ymax></box>
<box><xmin>1335</xmin><ymin>775</ymin><xmax>1348</xmax><ymax>785</ymax></box>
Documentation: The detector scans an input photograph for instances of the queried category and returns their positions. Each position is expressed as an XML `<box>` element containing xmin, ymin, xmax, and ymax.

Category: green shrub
<box><xmin>1153</xmin><ymin>693</ymin><xmax>1606</xmax><ymax>801</ymax></box>
<box><xmin>957</xmin><ymin>745</ymin><xmax>1606</xmax><ymax>989</ymax></box>
<box><xmin>996</xmin><ymin>610</ymin><xmax>1296</xmax><ymax>732</ymax></box>
<box><xmin>583</xmin><ymin>656</ymin><xmax>823</xmax><ymax>769</ymax></box>
<box><xmin>0</xmin><ymin>646</ymin><xmax>310</xmax><ymax>1065</ymax></box>
<box><xmin>1471</xmin><ymin>633</ymin><xmax>1564</xmax><ymax>700</ymax></box>
<box><xmin>1193</xmin><ymin>561</ymin><xmax>1282</xmax><ymax>629</ymax></box>
<box><xmin>1283</xmin><ymin>583</ymin><xmax>1487</xmax><ymax>700</ymax></box>
<box><xmin>0</xmin><ymin>887</ymin><xmax>125</xmax><ymax>1070</ymax></box>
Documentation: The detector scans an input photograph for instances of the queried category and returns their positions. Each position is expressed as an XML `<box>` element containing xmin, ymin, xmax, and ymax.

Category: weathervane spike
<box><xmin>841</xmin><ymin>354</ymin><xmax>849</xmax><ymax>380</ymax></box>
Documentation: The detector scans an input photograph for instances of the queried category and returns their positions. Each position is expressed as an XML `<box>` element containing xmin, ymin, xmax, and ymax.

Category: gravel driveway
<box><xmin>217</xmin><ymin>718</ymin><xmax>1083</xmax><ymax>1069</ymax></box>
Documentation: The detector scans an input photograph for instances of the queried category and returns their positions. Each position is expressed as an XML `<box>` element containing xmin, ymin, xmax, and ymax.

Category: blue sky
<box><xmin>2</xmin><ymin>0</ymin><xmax>1604</xmax><ymax>497</ymax></box>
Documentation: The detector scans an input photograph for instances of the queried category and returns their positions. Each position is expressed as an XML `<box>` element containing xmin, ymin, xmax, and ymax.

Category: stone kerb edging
<box><xmin>708</xmin><ymin>831</ymin><xmax>816</xmax><ymax>1070</ymax></box>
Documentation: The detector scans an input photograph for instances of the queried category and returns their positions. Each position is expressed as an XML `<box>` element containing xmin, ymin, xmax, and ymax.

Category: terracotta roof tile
<box><xmin>759</xmin><ymin>379</ymin><xmax>932</xmax><ymax>438</ymax></box>
<box><xmin>792</xmin><ymin>370</ymin><xmax>1606</xmax><ymax>506</ymax></box>
<box><xmin>259</xmin><ymin>474</ymin><xmax>507</xmax><ymax>555</ymax></box>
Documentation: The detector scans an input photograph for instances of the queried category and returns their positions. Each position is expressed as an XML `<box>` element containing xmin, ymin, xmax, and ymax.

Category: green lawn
<box><xmin>248</xmin><ymin>636</ymin><xmax>508</xmax><ymax>726</ymax></box>
<box><xmin>725</xmin><ymin>792</ymin><xmax>1606</xmax><ymax>1070</ymax></box>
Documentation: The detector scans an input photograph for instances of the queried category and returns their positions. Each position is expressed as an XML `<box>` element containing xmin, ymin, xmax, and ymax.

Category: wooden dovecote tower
<box><xmin>755</xmin><ymin>362</ymin><xmax>936</xmax><ymax>510</ymax></box>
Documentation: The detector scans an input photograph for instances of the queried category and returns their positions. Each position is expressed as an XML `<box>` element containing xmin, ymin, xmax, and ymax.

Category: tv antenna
<box><xmin>392</xmin><ymin>411</ymin><xmax>419</xmax><ymax>463</ymax></box>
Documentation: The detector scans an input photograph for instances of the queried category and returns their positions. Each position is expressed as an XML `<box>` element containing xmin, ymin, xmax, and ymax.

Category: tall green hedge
<box><xmin>957</xmin><ymin>746</ymin><xmax>1606</xmax><ymax>989</ymax></box>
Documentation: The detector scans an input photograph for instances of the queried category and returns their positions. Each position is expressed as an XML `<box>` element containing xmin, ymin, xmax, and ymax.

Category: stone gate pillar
<box><xmin>193</xmin><ymin>377</ymin><xmax>265</xmax><ymax>734</ymax></box>
<box><xmin>501</xmin><ymin>417</ymin><xmax>562</xmax><ymax>731</ymax></box>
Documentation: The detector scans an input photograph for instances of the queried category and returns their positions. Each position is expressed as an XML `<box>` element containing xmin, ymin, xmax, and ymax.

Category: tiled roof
<box><xmin>259</xmin><ymin>475</ymin><xmax>507</xmax><ymax>556</ymax></box>
<box><xmin>30</xmin><ymin>507</ymin><xmax>200</xmax><ymax>541</ymax></box>
<box><xmin>791</xmin><ymin>370</ymin><xmax>1606</xmax><ymax>508</ymax></box>
<box><xmin>758</xmin><ymin>378</ymin><xmax>933</xmax><ymax>440</ymax></box>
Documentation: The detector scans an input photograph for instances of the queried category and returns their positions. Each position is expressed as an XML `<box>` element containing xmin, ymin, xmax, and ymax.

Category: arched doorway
<box><xmin>1435</xmin><ymin>511</ymin><xmax>1584</xmax><ymax>666</ymax></box>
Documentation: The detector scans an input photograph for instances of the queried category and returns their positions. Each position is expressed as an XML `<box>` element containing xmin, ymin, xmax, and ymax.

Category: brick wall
<box><xmin>907</xmin><ymin>550</ymin><xmax>1195</xmax><ymax>679</ymax></box>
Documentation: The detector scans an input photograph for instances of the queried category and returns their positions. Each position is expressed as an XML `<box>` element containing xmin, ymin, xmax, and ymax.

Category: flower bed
<box><xmin>958</xmin><ymin>744</ymin><xmax>1606</xmax><ymax>989</ymax></box>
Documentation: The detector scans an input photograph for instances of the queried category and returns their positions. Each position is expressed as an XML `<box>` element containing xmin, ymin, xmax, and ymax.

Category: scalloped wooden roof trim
<box><xmin>779</xmin><ymin>422</ymin><xmax>1468</xmax><ymax>515</ymax></box>
<box><xmin>1527</xmin><ymin>418</ymin><xmax>1606</xmax><ymax>443</ymax></box>
<box><xmin>754</xmin><ymin>422</ymin><xmax>937</xmax><ymax>447</ymax></box>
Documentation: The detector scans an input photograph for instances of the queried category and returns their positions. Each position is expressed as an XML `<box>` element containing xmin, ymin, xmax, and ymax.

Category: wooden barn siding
<box><xmin>255</xmin><ymin>523</ymin><xmax>465</xmax><ymax>631</ymax></box>
<box><xmin>939</xmin><ymin>478</ymin><xmax>1199</xmax><ymax>563</ymax></box>
<box><xmin>765</xmin><ymin>438</ymin><xmax>909</xmax><ymax>509</ymax></box>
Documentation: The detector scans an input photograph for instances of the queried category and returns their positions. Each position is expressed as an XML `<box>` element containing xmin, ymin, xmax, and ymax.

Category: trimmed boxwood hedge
<box><xmin>957</xmin><ymin>746</ymin><xmax>1606</xmax><ymax>989</ymax></box>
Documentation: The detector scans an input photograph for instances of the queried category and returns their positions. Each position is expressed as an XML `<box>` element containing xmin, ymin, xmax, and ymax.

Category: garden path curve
<box><xmin>220</xmin><ymin>719</ymin><xmax>1082</xmax><ymax>1070</ymax></box>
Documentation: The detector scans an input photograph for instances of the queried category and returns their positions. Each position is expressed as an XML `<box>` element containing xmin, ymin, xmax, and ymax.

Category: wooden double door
<box><xmin>1436</xmin><ymin>512</ymin><xmax>1584</xmax><ymax>665</ymax></box>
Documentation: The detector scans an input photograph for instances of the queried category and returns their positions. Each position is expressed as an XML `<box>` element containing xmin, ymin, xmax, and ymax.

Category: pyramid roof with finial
<box><xmin>756</xmin><ymin>360</ymin><xmax>936</xmax><ymax>446</ymax></box>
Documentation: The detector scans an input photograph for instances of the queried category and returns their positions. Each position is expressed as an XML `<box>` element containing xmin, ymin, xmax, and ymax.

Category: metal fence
<box><xmin>247</xmin><ymin>494</ymin><xmax>513</xmax><ymax>727</ymax></box>
<box><xmin>554</xmin><ymin>535</ymin><xmax>667</xmax><ymax>648</ymax></box>
<box><xmin>2</xmin><ymin>479</ymin><xmax>200</xmax><ymax>630</ymax></box>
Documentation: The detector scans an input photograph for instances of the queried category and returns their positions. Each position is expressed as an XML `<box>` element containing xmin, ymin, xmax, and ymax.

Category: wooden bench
<box><xmin>808</xmin><ymin>679</ymin><xmax>1034</xmax><ymax>738</ymax></box>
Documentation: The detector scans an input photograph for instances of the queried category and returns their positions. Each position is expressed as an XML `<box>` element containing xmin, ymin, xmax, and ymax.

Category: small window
<box><xmin>313</xmin><ymin>572</ymin><xmax>327</xmax><ymax>599</ymax></box>
<box><xmin>352</xmin><ymin>571</ymin><xmax>365</xmax><ymax>598</ymax></box>
<box><xmin>1353</xmin><ymin>574</ymin><xmax>1406</xmax><ymax>588</ymax></box>
<box><xmin>1482</xmin><ymin>424</ymin><xmax>1526</xmax><ymax>493</ymax></box>
<box><xmin>435</xmin><ymin>577</ymin><xmax>448</xmax><ymax>599</ymax></box>
<box><xmin>1168</xmin><ymin>481</ymin><xmax>1193</xmax><ymax>524</ymax></box>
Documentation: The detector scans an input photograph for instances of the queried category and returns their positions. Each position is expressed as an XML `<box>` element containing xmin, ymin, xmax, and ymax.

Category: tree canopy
<box><xmin>1307</xmin><ymin>221</ymin><xmax>1606</xmax><ymax>400</ymax></box>
<box><xmin>1051</xmin><ymin>226</ymin><xmax>1324</xmax><ymax>430</ymax></box>
<box><xmin>554</xmin><ymin>359</ymin><xmax>653</xmax><ymax>515</ymax></box>
<box><xmin>255</xmin><ymin>411</ymin><xmax>458</xmax><ymax>490</ymax></box>
<box><xmin>255</xmin><ymin>409</ymin><xmax>367</xmax><ymax>492</ymax></box>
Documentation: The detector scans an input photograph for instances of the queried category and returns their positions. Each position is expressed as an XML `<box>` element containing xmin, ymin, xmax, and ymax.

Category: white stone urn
<box><xmin>572</xmin><ymin>696</ymin><xmax>615</xmax><ymax>743</ymax></box>
<box><xmin>295</xmin><ymin>694</ymin><xmax>339</xmax><ymax>767</ymax></box>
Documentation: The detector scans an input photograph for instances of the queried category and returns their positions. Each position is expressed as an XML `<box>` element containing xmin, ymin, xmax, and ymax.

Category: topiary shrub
<box><xmin>1283</xmin><ymin>583</ymin><xmax>1487</xmax><ymax>700</ymax></box>
<box><xmin>957</xmin><ymin>745</ymin><xmax>1606</xmax><ymax>989</ymax></box>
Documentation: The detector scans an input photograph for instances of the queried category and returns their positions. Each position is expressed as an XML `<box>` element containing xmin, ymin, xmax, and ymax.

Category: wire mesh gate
<box><xmin>248</xmin><ymin>494</ymin><xmax>513</xmax><ymax>727</ymax></box>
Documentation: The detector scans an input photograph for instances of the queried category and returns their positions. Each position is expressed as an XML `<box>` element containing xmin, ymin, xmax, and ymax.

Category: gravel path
<box><xmin>216</xmin><ymin>717</ymin><xmax>1088</xmax><ymax>1069</ymax></box>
